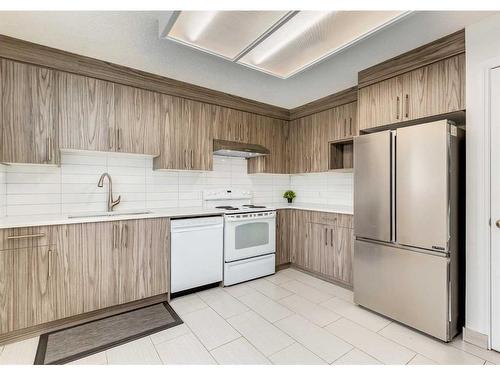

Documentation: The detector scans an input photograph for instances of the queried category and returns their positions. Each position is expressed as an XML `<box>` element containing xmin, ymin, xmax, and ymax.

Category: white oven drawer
<box><xmin>224</xmin><ymin>254</ymin><xmax>275</xmax><ymax>286</ymax></box>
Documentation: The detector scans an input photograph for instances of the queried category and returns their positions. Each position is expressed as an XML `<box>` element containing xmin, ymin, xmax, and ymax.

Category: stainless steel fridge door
<box><xmin>354</xmin><ymin>239</ymin><xmax>450</xmax><ymax>341</ymax></box>
<box><xmin>354</xmin><ymin>131</ymin><xmax>394</xmax><ymax>242</ymax></box>
<box><xmin>396</xmin><ymin>120</ymin><xmax>449</xmax><ymax>252</ymax></box>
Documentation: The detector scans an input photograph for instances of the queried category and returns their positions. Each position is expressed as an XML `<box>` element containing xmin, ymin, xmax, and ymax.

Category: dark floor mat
<box><xmin>34</xmin><ymin>302</ymin><xmax>182</xmax><ymax>365</ymax></box>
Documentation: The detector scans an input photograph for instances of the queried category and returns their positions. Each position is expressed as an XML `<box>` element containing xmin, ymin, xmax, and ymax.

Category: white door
<box><xmin>491</xmin><ymin>66</ymin><xmax>500</xmax><ymax>351</ymax></box>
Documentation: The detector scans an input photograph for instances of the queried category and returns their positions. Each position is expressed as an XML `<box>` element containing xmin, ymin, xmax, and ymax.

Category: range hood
<box><xmin>213</xmin><ymin>139</ymin><xmax>270</xmax><ymax>158</ymax></box>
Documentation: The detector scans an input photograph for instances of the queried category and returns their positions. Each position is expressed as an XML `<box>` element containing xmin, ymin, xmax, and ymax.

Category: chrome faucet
<box><xmin>97</xmin><ymin>173</ymin><xmax>121</xmax><ymax>212</ymax></box>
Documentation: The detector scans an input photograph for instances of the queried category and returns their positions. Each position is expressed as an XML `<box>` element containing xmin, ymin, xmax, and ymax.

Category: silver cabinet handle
<box><xmin>7</xmin><ymin>233</ymin><xmax>45</xmax><ymax>240</ymax></box>
<box><xmin>330</xmin><ymin>228</ymin><xmax>333</xmax><ymax>247</ymax></box>
<box><xmin>344</xmin><ymin>119</ymin><xmax>347</xmax><ymax>137</ymax></box>
<box><xmin>121</xmin><ymin>224</ymin><xmax>128</xmax><ymax>248</ymax></box>
<box><xmin>325</xmin><ymin>228</ymin><xmax>328</xmax><ymax>246</ymax></box>
<box><xmin>396</xmin><ymin>96</ymin><xmax>400</xmax><ymax>120</ymax></box>
<box><xmin>48</xmin><ymin>249</ymin><xmax>53</xmax><ymax>278</ymax></box>
<box><xmin>496</xmin><ymin>220</ymin><xmax>500</xmax><ymax>228</ymax></box>
<box><xmin>108</xmin><ymin>128</ymin><xmax>114</xmax><ymax>150</ymax></box>
<box><xmin>46</xmin><ymin>137</ymin><xmax>53</xmax><ymax>162</ymax></box>
<box><xmin>349</xmin><ymin>117</ymin><xmax>352</xmax><ymax>135</ymax></box>
<box><xmin>191</xmin><ymin>150</ymin><xmax>194</xmax><ymax>169</ymax></box>
<box><xmin>117</xmin><ymin>128</ymin><xmax>122</xmax><ymax>150</ymax></box>
<box><xmin>405</xmin><ymin>94</ymin><xmax>409</xmax><ymax>118</ymax></box>
<box><xmin>112</xmin><ymin>223</ymin><xmax>119</xmax><ymax>249</ymax></box>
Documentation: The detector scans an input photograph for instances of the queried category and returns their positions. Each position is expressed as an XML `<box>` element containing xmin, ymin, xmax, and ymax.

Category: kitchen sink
<box><xmin>67</xmin><ymin>211</ymin><xmax>152</xmax><ymax>219</ymax></box>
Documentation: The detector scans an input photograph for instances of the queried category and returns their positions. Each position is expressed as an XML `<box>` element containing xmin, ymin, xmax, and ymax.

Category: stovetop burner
<box><xmin>242</xmin><ymin>204</ymin><xmax>266</xmax><ymax>209</ymax></box>
<box><xmin>215</xmin><ymin>206</ymin><xmax>239</xmax><ymax>210</ymax></box>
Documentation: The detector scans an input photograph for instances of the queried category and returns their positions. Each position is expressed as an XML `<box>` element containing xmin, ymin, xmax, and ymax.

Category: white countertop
<box><xmin>0</xmin><ymin>204</ymin><xmax>353</xmax><ymax>229</ymax></box>
<box><xmin>272</xmin><ymin>203</ymin><xmax>353</xmax><ymax>215</ymax></box>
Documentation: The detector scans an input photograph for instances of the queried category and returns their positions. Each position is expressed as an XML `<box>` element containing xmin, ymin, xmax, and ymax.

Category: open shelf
<box><xmin>329</xmin><ymin>138</ymin><xmax>353</xmax><ymax>171</ymax></box>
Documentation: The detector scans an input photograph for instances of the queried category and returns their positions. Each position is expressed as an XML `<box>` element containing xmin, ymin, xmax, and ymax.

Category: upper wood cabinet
<box><xmin>358</xmin><ymin>54</ymin><xmax>465</xmax><ymax>131</ymax></box>
<box><xmin>213</xmin><ymin>107</ymin><xmax>251</xmax><ymax>143</ymax></box>
<box><xmin>58</xmin><ymin>72</ymin><xmax>115</xmax><ymax>152</ymax></box>
<box><xmin>154</xmin><ymin>96</ymin><xmax>213</xmax><ymax>171</ymax></box>
<box><xmin>247</xmin><ymin>114</ymin><xmax>288</xmax><ymax>174</ymax></box>
<box><xmin>0</xmin><ymin>59</ymin><xmax>59</xmax><ymax>165</ymax></box>
<box><xmin>287</xmin><ymin>101</ymin><xmax>357</xmax><ymax>174</ymax></box>
<box><xmin>114</xmin><ymin>84</ymin><xmax>162</xmax><ymax>155</ymax></box>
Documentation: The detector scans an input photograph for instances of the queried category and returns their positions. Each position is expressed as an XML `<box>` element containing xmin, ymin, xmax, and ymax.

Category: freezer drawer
<box><xmin>396</xmin><ymin>120</ymin><xmax>449</xmax><ymax>251</ymax></box>
<box><xmin>354</xmin><ymin>131</ymin><xmax>393</xmax><ymax>242</ymax></box>
<box><xmin>353</xmin><ymin>239</ymin><xmax>451</xmax><ymax>341</ymax></box>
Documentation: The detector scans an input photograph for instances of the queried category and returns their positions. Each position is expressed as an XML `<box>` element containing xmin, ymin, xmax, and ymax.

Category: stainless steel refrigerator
<box><xmin>353</xmin><ymin>119</ymin><xmax>464</xmax><ymax>342</ymax></box>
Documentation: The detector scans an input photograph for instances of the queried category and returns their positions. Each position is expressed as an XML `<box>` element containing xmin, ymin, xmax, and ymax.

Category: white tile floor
<box><xmin>0</xmin><ymin>268</ymin><xmax>498</xmax><ymax>365</ymax></box>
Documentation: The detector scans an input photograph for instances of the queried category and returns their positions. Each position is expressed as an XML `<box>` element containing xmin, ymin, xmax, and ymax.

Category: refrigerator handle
<box><xmin>390</xmin><ymin>130</ymin><xmax>397</xmax><ymax>243</ymax></box>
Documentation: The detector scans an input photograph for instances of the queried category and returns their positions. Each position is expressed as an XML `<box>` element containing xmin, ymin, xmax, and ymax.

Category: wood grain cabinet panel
<box><xmin>0</xmin><ymin>59</ymin><xmax>58</xmax><ymax>164</ymax></box>
<box><xmin>358</xmin><ymin>54</ymin><xmax>465</xmax><ymax>131</ymax></box>
<box><xmin>114</xmin><ymin>84</ymin><xmax>162</xmax><ymax>155</ymax></box>
<box><xmin>118</xmin><ymin>218</ymin><xmax>169</xmax><ymax>304</ymax></box>
<box><xmin>276</xmin><ymin>210</ymin><xmax>292</xmax><ymax>266</ymax></box>
<box><xmin>154</xmin><ymin>96</ymin><xmax>213</xmax><ymax>171</ymax></box>
<box><xmin>247</xmin><ymin>115</ymin><xmax>288</xmax><ymax>174</ymax></box>
<box><xmin>358</xmin><ymin>74</ymin><xmax>403</xmax><ymax>131</ymax></box>
<box><xmin>406</xmin><ymin>54</ymin><xmax>465</xmax><ymax>120</ymax></box>
<box><xmin>0</xmin><ymin>245</ymin><xmax>57</xmax><ymax>334</ymax></box>
<box><xmin>57</xmin><ymin>72</ymin><xmax>115</xmax><ymax>152</ymax></box>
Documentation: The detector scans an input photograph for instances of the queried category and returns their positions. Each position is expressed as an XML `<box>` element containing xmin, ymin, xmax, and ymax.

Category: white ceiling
<box><xmin>0</xmin><ymin>11</ymin><xmax>495</xmax><ymax>108</ymax></box>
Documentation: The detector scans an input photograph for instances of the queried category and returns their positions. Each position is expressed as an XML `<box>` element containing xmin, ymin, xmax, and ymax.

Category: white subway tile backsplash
<box><xmin>0</xmin><ymin>153</ymin><xmax>353</xmax><ymax>216</ymax></box>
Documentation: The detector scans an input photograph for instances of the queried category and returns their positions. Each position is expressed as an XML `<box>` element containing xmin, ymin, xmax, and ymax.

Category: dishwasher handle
<box><xmin>171</xmin><ymin>223</ymin><xmax>223</xmax><ymax>233</ymax></box>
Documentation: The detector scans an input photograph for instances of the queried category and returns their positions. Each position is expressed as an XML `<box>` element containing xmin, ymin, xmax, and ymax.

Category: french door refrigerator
<box><xmin>353</xmin><ymin>119</ymin><xmax>464</xmax><ymax>342</ymax></box>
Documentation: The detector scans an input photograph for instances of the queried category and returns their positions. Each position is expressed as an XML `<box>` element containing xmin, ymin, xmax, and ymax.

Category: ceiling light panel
<box><xmin>167</xmin><ymin>11</ymin><xmax>289</xmax><ymax>60</ymax></box>
<box><xmin>239</xmin><ymin>11</ymin><xmax>408</xmax><ymax>78</ymax></box>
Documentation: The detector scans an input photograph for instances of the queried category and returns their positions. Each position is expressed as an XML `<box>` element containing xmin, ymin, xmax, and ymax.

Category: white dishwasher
<box><xmin>170</xmin><ymin>216</ymin><xmax>224</xmax><ymax>294</ymax></box>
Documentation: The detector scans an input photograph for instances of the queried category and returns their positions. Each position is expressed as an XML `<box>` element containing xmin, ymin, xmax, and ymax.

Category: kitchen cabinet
<box><xmin>0</xmin><ymin>218</ymin><xmax>169</xmax><ymax>336</ymax></box>
<box><xmin>358</xmin><ymin>54</ymin><xmax>465</xmax><ymax>131</ymax></box>
<box><xmin>58</xmin><ymin>72</ymin><xmax>115</xmax><ymax>152</ymax></box>
<box><xmin>286</xmin><ymin>209</ymin><xmax>353</xmax><ymax>287</ymax></box>
<box><xmin>0</xmin><ymin>59</ymin><xmax>58</xmax><ymax>164</ymax></box>
<box><xmin>114</xmin><ymin>84</ymin><xmax>162</xmax><ymax>155</ymax></box>
<box><xmin>276</xmin><ymin>209</ymin><xmax>292</xmax><ymax>266</ymax></box>
<box><xmin>0</xmin><ymin>245</ymin><xmax>57</xmax><ymax>335</ymax></box>
<box><xmin>154</xmin><ymin>96</ymin><xmax>213</xmax><ymax>170</ymax></box>
<box><xmin>118</xmin><ymin>218</ymin><xmax>169</xmax><ymax>304</ymax></box>
<box><xmin>247</xmin><ymin>115</ymin><xmax>289</xmax><ymax>174</ymax></box>
<box><xmin>213</xmin><ymin>107</ymin><xmax>251</xmax><ymax>143</ymax></box>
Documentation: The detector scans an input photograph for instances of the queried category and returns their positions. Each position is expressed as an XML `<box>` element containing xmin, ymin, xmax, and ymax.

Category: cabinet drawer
<box><xmin>0</xmin><ymin>227</ymin><xmax>52</xmax><ymax>251</ymax></box>
<box><xmin>309</xmin><ymin>212</ymin><xmax>353</xmax><ymax>228</ymax></box>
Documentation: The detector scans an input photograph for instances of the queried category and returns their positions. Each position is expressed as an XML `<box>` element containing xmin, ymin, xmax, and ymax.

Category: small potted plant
<box><xmin>283</xmin><ymin>190</ymin><xmax>296</xmax><ymax>204</ymax></box>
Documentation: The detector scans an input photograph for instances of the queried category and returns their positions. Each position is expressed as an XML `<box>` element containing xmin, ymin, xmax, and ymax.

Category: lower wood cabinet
<box><xmin>0</xmin><ymin>218</ymin><xmax>169</xmax><ymax>336</ymax></box>
<box><xmin>279</xmin><ymin>209</ymin><xmax>354</xmax><ymax>287</ymax></box>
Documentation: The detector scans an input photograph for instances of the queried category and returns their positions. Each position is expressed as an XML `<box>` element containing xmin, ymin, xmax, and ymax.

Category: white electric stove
<box><xmin>203</xmin><ymin>190</ymin><xmax>276</xmax><ymax>286</ymax></box>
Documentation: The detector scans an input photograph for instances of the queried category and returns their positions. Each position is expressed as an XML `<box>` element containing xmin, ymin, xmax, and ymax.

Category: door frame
<box><xmin>479</xmin><ymin>56</ymin><xmax>500</xmax><ymax>350</ymax></box>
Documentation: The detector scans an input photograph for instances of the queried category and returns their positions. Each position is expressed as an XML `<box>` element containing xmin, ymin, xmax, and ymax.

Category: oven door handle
<box><xmin>224</xmin><ymin>215</ymin><xmax>276</xmax><ymax>223</ymax></box>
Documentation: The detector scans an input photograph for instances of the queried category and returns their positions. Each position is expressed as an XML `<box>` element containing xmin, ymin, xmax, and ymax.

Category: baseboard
<box><xmin>0</xmin><ymin>294</ymin><xmax>168</xmax><ymax>346</ymax></box>
<box><xmin>276</xmin><ymin>262</ymin><xmax>291</xmax><ymax>271</ymax></box>
<box><xmin>290</xmin><ymin>264</ymin><xmax>353</xmax><ymax>290</ymax></box>
<box><xmin>463</xmin><ymin>326</ymin><xmax>489</xmax><ymax>349</ymax></box>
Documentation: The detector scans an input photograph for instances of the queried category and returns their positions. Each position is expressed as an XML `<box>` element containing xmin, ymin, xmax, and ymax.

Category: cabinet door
<box><xmin>343</xmin><ymin>102</ymin><xmax>358</xmax><ymax>138</ymax></box>
<box><xmin>290</xmin><ymin>210</ymin><xmax>309</xmax><ymax>267</ymax></box>
<box><xmin>58</xmin><ymin>72</ymin><xmax>115</xmax><ymax>152</ymax></box>
<box><xmin>276</xmin><ymin>210</ymin><xmax>291</xmax><ymax>266</ymax></box>
<box><xmin>406</xmin><ymin>54</ymin><xmax>465</xmax><ymax>121</ymax></box>
<box><xmin>114</xmin><ymin>84</ymin><xmax>162</xmax><ymax>155</ymax></box>
<box><xmin>332</xmin><ymin>227</ymin><xmax>354</xmax><ymax>286</ymax></box>
<box><xmin>306</xmin><ymin>222</ymin><xmax>327</xmax><ymax>274</ymax></box>
<box><xmin>188</xmin><ymin>101</ymin><xmax>214</xmax><ymax>171</ymax></box>
<box><xmin>358</xmin><ymin>75</ymin><xmax>403</xmax><ymax>131</ymax></box>
<box><xmin>310</xmin><ymin>111</ymin><xmax>328</xmax><ymax>172</ymax></box>
<box><xmin>0</xmin><ymin>245</ymin><xmax>57</xmax><ymax>334</ymax></box>
<box><xmin>214</xmin><ymin>107</ymin><xmax>249</xmax><ymax>143</ymax></box>
<box><xmin>1</xmin><ymin>59</ymin><xmax>58</xmax><ymax>164</ymax></box>
<box><xmin>118</xmin><ymin>219</ymin><xmax>169</xmax><ymax>304</ymax></box>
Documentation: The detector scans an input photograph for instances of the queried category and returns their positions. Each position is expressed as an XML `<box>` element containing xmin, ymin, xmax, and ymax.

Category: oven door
<box><xmin>224</xmin><ymin>211</ymin><xmax>276</xmax><ymax>262</ymax></box>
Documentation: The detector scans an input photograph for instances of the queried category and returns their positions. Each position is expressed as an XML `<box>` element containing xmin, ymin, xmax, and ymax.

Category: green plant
<box><xmin>283</xmin><ymin>190</ymin><xmax>296</xmax><ymax>200</ymax></box>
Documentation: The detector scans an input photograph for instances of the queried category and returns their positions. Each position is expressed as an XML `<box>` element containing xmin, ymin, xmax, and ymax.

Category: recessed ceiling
<box><xmin>162</xmin><ymin>10</ymin><xmax>411</xmax><ymax>78</ymax></box>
